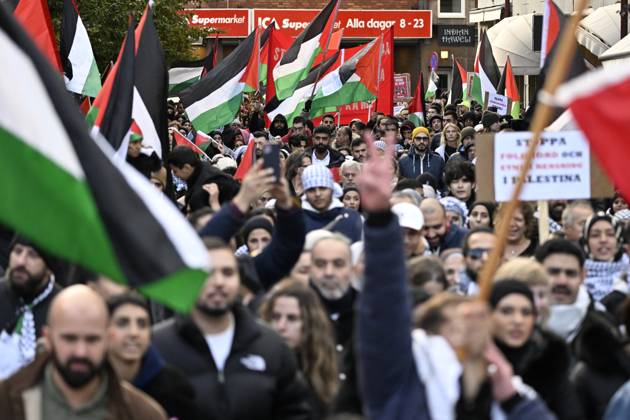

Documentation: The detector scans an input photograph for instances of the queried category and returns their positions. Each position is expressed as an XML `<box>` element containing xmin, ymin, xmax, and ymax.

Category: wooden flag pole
<box><xmin>476</xmin><ymin>0</ymin><xmax>589</xmax><ymax>301</ymax></box>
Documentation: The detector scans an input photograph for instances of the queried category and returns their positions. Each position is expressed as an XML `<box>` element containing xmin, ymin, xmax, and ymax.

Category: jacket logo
<box><xmin>240</xmin><ymin>354</ymin><xmax>266</xmax><ymax>371</ymax></box>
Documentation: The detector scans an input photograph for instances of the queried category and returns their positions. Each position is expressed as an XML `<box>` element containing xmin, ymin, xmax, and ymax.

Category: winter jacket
<box><xmin>199</xmin><ymin>203</ymin><xmax>306</xmax><ymax>290</ymax></box>
<box><xmin>570</xmin><ymin>305</ymin><xmax>630</xmax><ymax>420</ymax></box>
<box><xmin>302</xmin><ymin>199</ymin><xmax>363</xmax><ymax>243</ymax></box>
<box><xmin>304</xmin><ymin>147</ymin><xmax>346</xmax><ymax>168</ymax></box>
<box><xmin>398</xmin><ymin>149</ymin><xmax>445</xmax><ymax>185</ymax></box>
<box><xmin>185</xmin><ymin>161</ymin><xmax>241</xmax><ymax>212</ymax></box>
<box><xmin>499</xmin><ymin>328</ymin><xmax>585</xmax><ymax>420</ymax></box>
<box><xmin>357</xmin><ymin>211</ymin><xmax>558</xmax><ymax>420</ymax></box>
<box><xmin>0</xmin><ymin>351</ymin><xmax>167</xmax><ymax>420</ymax></box>
<box><xmin>132</xmin><ymin>346</ymin><xmax>196</xmax><ymax>420</ymax></box>
<box><xmin>152</xmin><ymin>304</ymin><xmax>311</xmax><ymax>420</ymax></box>
<box><xmin>433</xmin><ymin>223</ymin><xmax>468</xmax><ymax>254</ymax></box>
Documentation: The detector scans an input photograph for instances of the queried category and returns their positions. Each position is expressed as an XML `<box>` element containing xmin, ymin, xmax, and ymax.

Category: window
<box><xmin>439</xmin><ymin>0</ymin><xmax>466</xmax><ymax>18</ymax></box>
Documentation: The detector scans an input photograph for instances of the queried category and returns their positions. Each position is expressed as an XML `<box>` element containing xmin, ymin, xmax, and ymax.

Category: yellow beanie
<box><xmin>411</xmin><ymin>126</ymin><xmax>430</xmax><ymax>138</ymax></box>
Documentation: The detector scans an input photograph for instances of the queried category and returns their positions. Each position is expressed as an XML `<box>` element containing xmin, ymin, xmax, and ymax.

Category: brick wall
<box><xmin>188</xmin><ymin>0</ymin><xmax>418</xmax><ymax>10</ymax></box>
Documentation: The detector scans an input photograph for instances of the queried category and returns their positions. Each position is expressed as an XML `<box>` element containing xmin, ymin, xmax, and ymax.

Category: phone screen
<box><xmin>262</xmin><ymin>143</ymin><xmax>281</xmax><ymax>181</ymax></box>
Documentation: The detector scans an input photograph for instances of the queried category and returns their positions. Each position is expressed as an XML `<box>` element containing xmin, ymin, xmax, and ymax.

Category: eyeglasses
<box><xmin>546</xmin><ymin>267</ymin><xmax>580</xmax><ymax>278</ymax></box>
<box><xmin>414</xmin><ymin>136</ymin><xmax>430</xmax><ymax>141</ymax></box>
<box><xmin>467</xmin><ymin>248</ymin><xmax>493</xmax><ymax>260</ymax></box>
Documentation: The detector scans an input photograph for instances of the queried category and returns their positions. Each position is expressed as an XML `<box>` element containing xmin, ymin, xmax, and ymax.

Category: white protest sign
<box><xmin>493</xmin><ymin>131</ymin><xmax>591</xmax><ymax>202</ymax></box>
<box><xmin>487</xmin><ymin>93</ymin><xmax>509</xmax><ymax>115</ymax></box>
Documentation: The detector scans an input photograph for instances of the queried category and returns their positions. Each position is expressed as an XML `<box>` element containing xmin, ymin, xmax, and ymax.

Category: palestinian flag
<box><xmin>194</xmin><ymin>130</ymin><xmax>211</xmax><ymax>147</ymax></box>
<box><xmin>168</xmin><ymin>42</ymin><xmax>216</xmax><ymax>96</ymax></box>
<box><xmin>425</xmin><ymin>70</ymin><xmax>439</xmax><ymax>100</ymax></box>
<box><xmin>310</xmin><ymin>36</ymin><xmax>382</xmax><ymax>117</ymax></box>
<box><xmin>527</xmin><ymin>0</ymin><xmax>587</xmax><ymax>120</ymax></box>
<box><xmin>89</xmin><ymin>20</ymin><xmax>135</xmax><ymax>161</ymax></box>
<box><xmin>10</xmin><ymin>0</ymin><xmax>62</xmax><ymax>71</ymax></box>
<box><xmin>265</xmin><ymin>52</ymin><xmax>340</xmax><ymax>127</ymax></box>
<box><xmin>449</xmin><ymin>57</ymin><xmax>467</xmax><ymax>104</ymax></box>
<box><xmin>273</xmin><ymin>0</ymin><xmax>339</xmax><ymax>100</ymax></box>
<box><xmin>474</xmin><ymin>30</ymin><xmax>500</xmax><ymax>96</ymax></box>
<box><xmin>496</xmin><ymin>56</ymin><xmax>521</xmax><ymax>118</ymax></box>
<box><xmin>408</xmin><ymin>72</ymin><xmax>426</xmax><ymax>127</ymax></box>
<box><xmin>467</xmin><ymin>73</ymin><xmax>483</xmax><ymax>104</ymax></box>
<box><xmin>132</xmin><ymin>3</ymin><xmax>169</xmax><ymax>160</ymax></box>
<box><xmin>171</xmin><ymin>129</ymin><xmax>210</xmax><ymax>161</ymax></box>
<box><xmin>263</xmin><ymin>24</ymin><xmax>293</xmax><ymax>102</ymax></box>
<box><xmin>181</xmin><ymin>27</ymin><xmax>260</xmax><ymax>133</ymax></box>
<box><xmin>0</xmin><ymin>6</ymin><xmax>209</xmax><ymax>312</ymax></box>
<box><xmin>129</xmin><ymin>120</ymin><xmax>143</xmax><ymax>143</ymax></box>
<box><xmin>60</xmin><ymin>0</ymin><xmax>101</xmax><ymax>98</ymax></box>
<box><xmin>556</xmin><ymin>63</ymin><xmax>630</xmax><ymax>202</ymax></box>
<box><xmin>312</xmin><ymin>27</ymin><xmax>343</xmax><ymax>67</ymax></box>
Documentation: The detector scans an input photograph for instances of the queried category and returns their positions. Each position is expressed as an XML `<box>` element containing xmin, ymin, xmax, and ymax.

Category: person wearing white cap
<box><xmin>392</xmin><ymin>202</ymin><xmax>427</xmax><ymax>259</ymax></box>
<box><xmin>301</xmin><ymin>165</ymin><xmax>363</xmax><ymax>243</ymax></box>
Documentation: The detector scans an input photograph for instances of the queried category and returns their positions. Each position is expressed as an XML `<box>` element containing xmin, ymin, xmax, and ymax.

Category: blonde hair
<box><xmin>440</xmin><ymin>122</ymin><xmax>461</xmax><ymax>148</ymax></box>
<box><xmin>494</xmin><ymin>257</ymin><xmax>549</xmax><ymax>287</ymax></box>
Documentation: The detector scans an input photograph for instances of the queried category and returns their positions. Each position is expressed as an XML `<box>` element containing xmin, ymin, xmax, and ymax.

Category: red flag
<box><xmin>80</xmin><ymin>97</ymin><xmax>91</xmax><ymax>115</ymax></box>
<box><xmin>376</xmin><ymin>27</ymin><xmax>394</xmax><ymax>115</ymax></box>
<box><xmin>540</xmin><ymin>0</ymin><xmax>563</xmax><ymax>66</ymax></box>
<box><xmin>265</xmin><ymin>26</ymin><xmax>293</xmax><ymax>104</ymax></box>
<box><xmin>504</xmin><ymin>57</ymin><xmax>520</xmax><ymax>102</ymax></box>
<box><xmin>312</xmin><ymin>28</ymin><xmax>344</xmax><ymax>66</ymax></box>
<box><xmin>240</xmin><ymin>27</ymin><xmax>261</xmax><ymax>90</ymax></box>
<box><xmin>195</xmin><ymin>130</ymin><xmax>211</xmax><ymax>147</ymax></box>
<box><xmin>172</xmin><ymin>129</ymin><xmax>210</xmax><ymax>160</ymax></box>
<box><xmin>556</xmin><ymin>66</ymin><xmax>630</xmax><ymax>200</ymax></box>
<box><xmin>234</xmin><ymin>140</ymin><xmax>255</xmax><ymax>181</ymax></box>
<box><xmin>13</xmin><ymin>0</ymin><xmax>62</xmax><ymax>72</ymax></box>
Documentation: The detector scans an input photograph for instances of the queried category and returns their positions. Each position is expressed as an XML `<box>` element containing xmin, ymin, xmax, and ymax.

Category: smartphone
<box><xmin>262</xmin><ymin>143</ymin><xmax>281</xmax><ymax>181</ymax></box>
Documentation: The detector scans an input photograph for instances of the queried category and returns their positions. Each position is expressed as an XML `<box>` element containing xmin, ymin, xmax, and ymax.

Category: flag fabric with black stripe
<box><xmin>60</xmin><ymin>0</ymin><xmax>101</xmax><ymax>97</ymax></box>
<box><xmin>0</xmin><ymin>5</ymin><xmax>210</xmax><ymax>312</ymax></box>
<box><xmin>408</xmin><ymin>72</ymin><xmax>426</xmax><ymax>127</ymax></box>
<box><xmin>168</xmin><ymin>35</ymin><xmax>218</xmax><ymax>95</ymax></box>
<box><xmin>181</xmin><ymin>27</ymin><xmax>261</xmax><ymax>133</ymax></box>
<box><xmin>133</xmin><ymin>3</ymin><xmax>169</xmax><ymax>160</ymax></box>
<box><xmin>273</xmin><ymin>0</ymin><xmax>339</xmax><ymax>100</ymax></box>
<box><xmin>449</xmin><ymin>58</ymin><xmax>467</xmax><ymax>104</ymax></box>
<box><xmin>474</xmin><ymin>30</ymin><xmax>500</xmax><ymax>96</ymax></box>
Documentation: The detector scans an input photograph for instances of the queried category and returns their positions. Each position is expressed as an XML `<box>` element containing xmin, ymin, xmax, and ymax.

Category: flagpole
<box><xmin>308</xmin><ymin>0</ymin><xmax>341</xmax><ymax>102</ymax></box>
<box><xmin>374</xmin><ymin>33</ymin><xmax>384</xmax><ymax>105</ymax></box>
<box><xmin>476</xmin><ymin>0</ymin><xmax>589</xmax><ymax>301</ymax></box>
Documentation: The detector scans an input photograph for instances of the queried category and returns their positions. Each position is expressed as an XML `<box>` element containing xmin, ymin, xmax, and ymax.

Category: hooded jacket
<box><xmin>304</xmin><ymin>146</ymin><xmax>346</xmax><ymax>168</ymax></box>
<box><xmin>152</xmin><ymin>304</ymin><xmax>311</xmax><ymax>420</ymax></box>
<box><xmin>398</xmin><ymin>147</ymin><xmax>444</xmax><ymax>186</ymax></box>
<box><xmin>185</xmin><ymin>161</ymin><xmax>241</xmax><ymax>212</ymax></box>
<box><xmin>302</xmin><ymin>198</ymin><xmax>363</xmax><ymax>243</ymax></box>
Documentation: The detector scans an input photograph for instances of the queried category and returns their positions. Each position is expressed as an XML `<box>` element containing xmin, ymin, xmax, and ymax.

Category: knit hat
<box><xmin>392</xmin><ymin>202</ymin><xmax>424</xmax><ymax>231</ymax></box>
<box><xmin>9</xmin><ymin>235</ymin><xmax>58</xmax><ymax>274</ymax></box>
<box><xmin>241</xmin><ymin>216</ymin><xmax>274</xmax><ymax>243</ymax></box>
<box><xmin>214</xmin><ymin>156</ymin><xmax>237</xmax><ymax>171</ymax></box>
<box><xmin>301</xmin><ymin>164</ymin><xmax>334</xmax><ymax>191</ymax></box>
<box><xmin>481</xmin><ymin>112</ymin><xmax>500</xmax><ymax>128</ymax></box>
<box><xmin>412</xmin><ymin>126</ymin><xmax>430</xmax><ymax>139</ymax></box>
<box><xmin>460</xmin><ymin>126</ymin><xmax>476</xmax><ymax>140</ymax></box>
<box><xmin>401</xmin><ymin>121</ymin><xmax>416</xmax><ymax>131</ymax></box>
<box><xmin>440</xmin><ymin>197</ymin><xmax>468</xmax><ymax>224</ymax></box>
<box><xmin>489</xmin><ymin>279</ymin><xmax>536</xmax><ymax>312</ymax></box>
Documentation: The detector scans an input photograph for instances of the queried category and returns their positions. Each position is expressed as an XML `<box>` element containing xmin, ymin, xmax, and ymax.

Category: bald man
<box><xmin>420</xmin><ymin>198</ymin><xmax>468</xmax><ymax>254</ymax></box>
<box><xmin>0</xmin><ymin>285</ymin><xmax>166</xmax><ymax>420</ymax></box>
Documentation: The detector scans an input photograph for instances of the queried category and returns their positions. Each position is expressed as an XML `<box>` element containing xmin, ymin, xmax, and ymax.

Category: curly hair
<box><xmin>259</xmin><ymin>283</ymin><xmax>339</xmax><ymax>405</ymax></box>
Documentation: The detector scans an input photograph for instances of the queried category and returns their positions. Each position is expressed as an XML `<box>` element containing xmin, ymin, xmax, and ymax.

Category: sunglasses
<box><xmin>414</xmin><ymin>136</ymin><xmax>430</xmax><ymax>140</ymax></box>
<box><xmin>467</xmin><ymin>248</ymin><xmax>493</xmax><ymax>260</ymax></box>
<box><xmin>546</xmin><ymin>267</ymin><xmax>580</xmax><ymax>278</ymax></box>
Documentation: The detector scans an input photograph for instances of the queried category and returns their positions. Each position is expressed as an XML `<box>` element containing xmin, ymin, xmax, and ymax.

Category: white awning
<box><xmin>576</xmin><ymin>3</ymin><xmax>629</xmax><ymax>58</ymax></box>
<box><xmin>600</xmin><ymin>32</ymin><xmax>630</xmax><ymax>66</ymax></box>
<box><xmin>469</xmin><ymin>5</ymin><xmax>503</xmax><ymax>23</ymax></box>
<box><xmin>487</xmin><ymin>14</ymin><xmax>541</xmax><ymax>76</ymax></box>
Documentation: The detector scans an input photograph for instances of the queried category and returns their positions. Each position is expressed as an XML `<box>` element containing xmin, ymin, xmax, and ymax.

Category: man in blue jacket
<box><xmin>355</xmin><ymin>135</ymin><xmax>558</xmax><ymax>420</ymax></box>
<box><xmin>398</xmin><ymin>127</ymin><xmax>444</xmax><ymax>185</ymax></box>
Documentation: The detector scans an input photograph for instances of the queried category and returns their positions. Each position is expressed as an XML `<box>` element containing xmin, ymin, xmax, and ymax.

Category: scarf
<box><xmin>546</xmin><ymin>285</ymin><xmax>590</xmax><ymax>341</ymax></box>
<box><xmin>584</xmin><ymin>259</ymin><xmax>629</xmax><ymax>301</ymax></box>
<box><xmin>15</xmin><ymin>277</ymin><xmax>55</xmax><ymax>363</ymax></box>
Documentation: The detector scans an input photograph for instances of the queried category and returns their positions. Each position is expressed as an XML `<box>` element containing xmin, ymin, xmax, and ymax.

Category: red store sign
<box><xmin>185</xmin><ymin>9</ymin><xmax>432</xmax><ymax>39</ymax></box>
<box><xmin>184</xmin><ymin>9</ymin><xmax>250</xmax><ymax>38</ymax></box>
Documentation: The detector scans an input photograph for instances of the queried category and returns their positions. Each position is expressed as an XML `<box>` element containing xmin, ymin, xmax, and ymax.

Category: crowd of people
<box><xmin>2</xmin><ymin>93</ymin><xmax>630</xmax><ymax>420</ymax></box>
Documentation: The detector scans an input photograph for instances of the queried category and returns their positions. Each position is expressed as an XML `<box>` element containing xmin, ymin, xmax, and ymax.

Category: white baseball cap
<box><xmin>392</xmin><ymin>202</ymin><xmax>424</xmax><ymax>231</ymax></box>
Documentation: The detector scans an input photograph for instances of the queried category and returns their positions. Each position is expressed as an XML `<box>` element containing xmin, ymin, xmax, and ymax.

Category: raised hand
<box><xmin>233</xmin><ymin>161</ymin><xmax>276</xmax><ymax>213</ymax></box>
<box><xmin>202</xmin><ymin>183</ymin><xmax>221</xmax><ymax>211</ymax></box>
<box><xmin>357</xmin><ymin>131</ymin><xmax>397</xmax><ymax>213</ymax></box>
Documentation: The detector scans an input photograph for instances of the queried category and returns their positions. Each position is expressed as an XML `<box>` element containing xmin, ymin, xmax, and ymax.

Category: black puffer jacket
<box><xmin>185</xmin><ymin>161</ymin><xmax>240</xmax><ymax>212</ymax></box>
<box><xmin>498</xmin><ymin>327</ymin><xmax>585</xmax><ymax>420</ymax></box>
<box><xmin>570</xmin><ymin>308</ymin><xmax>630</xmax><ymax>419</ymax></box>
<box><xmin>152</xmin><ymin>304</ymin><xmax>312</xmax><ymax>420</ymax></box>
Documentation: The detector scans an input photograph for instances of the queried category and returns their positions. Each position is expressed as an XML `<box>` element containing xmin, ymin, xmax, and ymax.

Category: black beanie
<box><xmin>481</xmin><ymin>112</ymin><xmax>500</xmax><ymax>128</ymax></box>
<box><xmin>9</xmin><ymin>234</ymin><xmax>58</xmax><ymax>274</ymax></box>
<box><xmin>241</xmin><ymin>216</ymin><xmax>274</xmax><ymax>243</ymax></box>
<box><xmin>489</xmin><ymin>279</ymin><xmax>536</xmax><ymax>312</ymax></box>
